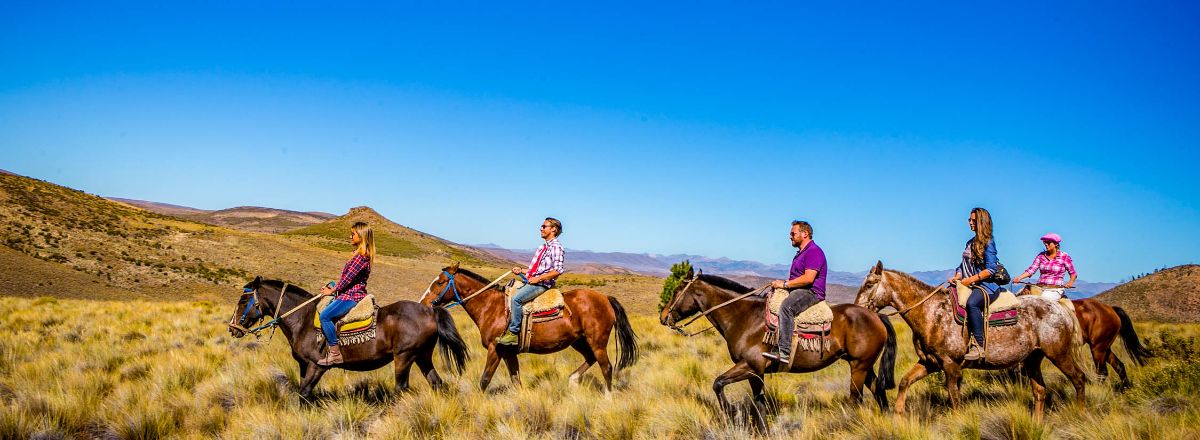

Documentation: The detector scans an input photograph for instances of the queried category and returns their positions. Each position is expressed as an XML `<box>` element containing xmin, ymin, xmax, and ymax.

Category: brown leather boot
<box><xmin>964</xmin><ymin>340</ymin><xmax>985</xmax><ymax>361</ymax></box>
<box><xmin>318</xmin><ymin>345</ymin><xmax>343</xmax><ymax>366</ymax></box>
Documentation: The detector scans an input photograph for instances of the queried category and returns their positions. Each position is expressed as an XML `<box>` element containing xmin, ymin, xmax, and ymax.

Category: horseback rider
<box><xmin>762</xmin><ymin>220</ymin><xmax>828</xmax><ymax>365</ymax></box>
<box><xmin>316</xmin><ymin>221</ymin><xmax>375</xmax><ymax>366</ymax></box>
<box><xmin>1014</xmin><ymin>232</ymin><xmax>1076</xmax><ymax>301</ymax></box>
<box><xmin>497</xmin><ymin>217</ymin><xmax>565</xmax><ymax>346</ymax></box>
<box><xmin>947</xmin><ymin>207</ymin><xmax>1002</xmax><ymax>361</ymax></box>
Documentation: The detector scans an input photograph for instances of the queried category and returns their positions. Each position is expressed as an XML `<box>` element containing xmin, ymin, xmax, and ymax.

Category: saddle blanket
<box><xmin>505</xmin><ymin>281</ymin><xmax>566</xmax><ymax>322</ymax></box>
<box><xmin>314</xmin><ymin>295</ymin><xmax>378</xmax><ymax>346</ymax></box>
<box><xmin>765</xmin><ymin>288</ymin><xmax>833</xmax><ymax>330</ymax></box>
<box><xmin>952</xmin><ymin>284</ymin><xmax>1019</xmax><ymax>326</ymax></box>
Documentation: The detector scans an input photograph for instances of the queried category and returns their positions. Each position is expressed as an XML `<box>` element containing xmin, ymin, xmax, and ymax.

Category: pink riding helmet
<box><xmin>1040</xmin><ymin>232</ymin><xmax>1062</xmax><ymax>243</ymax></box>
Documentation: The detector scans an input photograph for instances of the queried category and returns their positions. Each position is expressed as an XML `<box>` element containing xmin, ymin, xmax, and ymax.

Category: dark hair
<box><xmin>545</xmin><ymin>217</ymin><xmax>562</xmax><ymax>237</ymax></box>
<box><xmin>791</xmin><ymin>220</ymin><xmax>813</xmax><ymax>238</ymax></box>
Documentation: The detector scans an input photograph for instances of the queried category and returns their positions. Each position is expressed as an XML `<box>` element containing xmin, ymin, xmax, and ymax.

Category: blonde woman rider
<box><xmin>316</xmin><ymin>221</ymin><xmax>375</xmax><ymax>366</ymax></box>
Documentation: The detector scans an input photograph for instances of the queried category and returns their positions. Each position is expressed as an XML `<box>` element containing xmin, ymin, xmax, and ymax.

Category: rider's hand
<box><xmin>320</xmin><ymin>286</ymin><xmax>334</xmax><ymax>296</ymax></box>
<box><xmin>511</xmin><ymin>267</ymin><xmax>524</xmax><ymax>275</ymax></box>
<box><xmin>1064</xmin><ymin>281</ymin><xmax>1075</xmax><ymax>288</ymax></box>
<box><xmin>771</xmin><ymin>280</ymin><xmax>786</xmax><ymax>289</ymax></box>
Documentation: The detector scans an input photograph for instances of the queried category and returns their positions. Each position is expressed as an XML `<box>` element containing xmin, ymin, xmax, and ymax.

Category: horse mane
<box><xmin>697</xmin><ymin>274</ymin><xmax>753</xmax><ymax>293</ymax></box>
<box><xmin>254</xmin><ymin>278</ymin><xmax>315</xmax><ymax>297</ymax></box>
<box><xmin>882</xmin><ymin>269</ymin><xmax>941</xmax><ymax>293</ymax></box>
<box><xmin>451</xmin><ymin>268</ymin><xmax>492</xmax><ymax>285</ymax></box>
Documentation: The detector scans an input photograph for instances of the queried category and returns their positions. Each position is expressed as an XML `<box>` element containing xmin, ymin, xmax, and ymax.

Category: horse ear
<box><xmin>450</xmin><ymin>262</ymin><xmax>460</xmax><ymax>273</ymax></box>
<box><xmin>686</xmin><ymin>266</ymin><xmax>695</xmax><ymax>279</ymax></box>
<box><xmin>872</xmin><ymin>261</ymin><xmax>884</xmax><ymax>275</ymax></box>
<box><xmin>696</xmin><ymin>268</ymin><xmax>703</xmax><ymax>278</ymax></box>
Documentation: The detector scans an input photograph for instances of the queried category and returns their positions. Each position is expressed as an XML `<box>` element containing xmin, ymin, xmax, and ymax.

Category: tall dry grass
<box><xmin>1</xmin><ymin>296</ymin><xmax>1198</xmax><ymax>439</ymax></box>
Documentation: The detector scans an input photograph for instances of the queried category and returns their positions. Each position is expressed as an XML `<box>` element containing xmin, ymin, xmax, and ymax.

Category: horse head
<box><xmin>659</xmin><ymin>267</ymin><xmax>702</xmax><ymax>327</ymax></box>
<box><xmin>228</xmin><ymin>276</ymin><xmax>268</xmax><ymax>338</ymax></box>
<box><xmin>855</xmin><ymin>261</ymin><xmax>891</xmax><ymax>312</ymax></box>
<box><xmin>420</xmin><ymin>262</ymin><xmax>465</xmax><ymax>308</ymax></box>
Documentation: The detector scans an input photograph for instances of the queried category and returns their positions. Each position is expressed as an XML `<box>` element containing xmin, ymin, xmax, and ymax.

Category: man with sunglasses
<box><xmin>497</xmin><ymin>217</ymin><xmax>566</xmax><ymax>346</ymax></box>
<box><xmin>762</xmin><ymin>220</ymin><xmax>828</xmax><ymax>365</ymax></box>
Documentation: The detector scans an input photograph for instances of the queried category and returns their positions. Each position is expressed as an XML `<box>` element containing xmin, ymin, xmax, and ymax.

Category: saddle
<box><xmin>504</xmin><ymin>281</ymin><xmax>569</xmax><ymax>351</ymax></box>
<box><xmin>763</xmin><ymin>288</ymin><xmax>834</xmax><ymax>353</ymax></box>
<box><xmin>951</xmin><ymin>284</ymin><xmax>1019</xmax><ymax>327</ymax></box>
<box><xmin>314</xmin><ymin>294</ymin><xmax>378</xmax><ymax>346</ymax></box>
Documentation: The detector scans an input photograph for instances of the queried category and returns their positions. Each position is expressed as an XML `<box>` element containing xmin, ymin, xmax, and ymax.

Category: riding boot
<box><xmin>497</xmin><ymin>330</ymin><xmax>519</xmax><ymax>346</ymax></box>
<box><xmin>318</xmin><ymin>345</ymin><xmax>343</xmax><ymax>366</ymax></box>
<box><xmin>964</xmin><ymin>339</ymin><xmax>984</xmax><ymax>361</ymax></box>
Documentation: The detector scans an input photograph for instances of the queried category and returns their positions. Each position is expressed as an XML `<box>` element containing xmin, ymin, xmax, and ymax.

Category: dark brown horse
<box><xmin>1016</xmin><ymin>287</ymin><xmax>1154</xmax><ymax>389</ymax></box>
<box><xmin>659</xmin><ymin>270</ymin><xmax>897</xmax><ymax>431</ymax></box>
<box><xmin>419</xmin><ymin>264</ymin><xmax>638</xmax><ymax>392</ymax></box>
<box><xmin>855</xmin><ymin>262</ymin><xmax>1088</xmax><ymax>422</ymax></box>
<box><xmin>227</xmin><ymin>277</ymin><xmax>470</xmax><ymax>401</ymax></box>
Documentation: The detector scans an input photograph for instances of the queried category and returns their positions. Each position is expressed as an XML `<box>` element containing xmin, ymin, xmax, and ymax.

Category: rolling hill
<box><xmin>109</xmin><ymin>198</ymin><xmax>335</xmax><ymax>233</ymax></box>
<box><xmin>1094</xmin><ymin>264</ymin><xmax>1200</xmax><ymax>323</ymax></box>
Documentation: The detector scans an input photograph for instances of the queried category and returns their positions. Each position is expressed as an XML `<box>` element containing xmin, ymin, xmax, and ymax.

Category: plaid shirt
<box><xmin>1024</xmin><ymin>251</ymin><xmax>1076</xmax><ymax>286</ymax></box>
<box><xmin>333</xmin><ymin>253</ymin><xmax>371</xmax><ymax>301</ymax></box>
<box><xmin>527</xmin><ymin>238</ymin><xmax>565</xmax><ymax>287</ymax></box>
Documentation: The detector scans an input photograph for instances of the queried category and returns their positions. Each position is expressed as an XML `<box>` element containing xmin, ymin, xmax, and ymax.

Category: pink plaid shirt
<box><xmin>1024</xmin><ymin>251</ymin><xmax>1076</xmax><ymax>286</ymax></box>
<box><xmin>527</xmin><ymin>238</ymin><xmax>565</xmax><ymax>287</ymax></box>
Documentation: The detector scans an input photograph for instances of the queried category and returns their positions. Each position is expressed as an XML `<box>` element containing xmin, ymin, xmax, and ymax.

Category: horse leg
<box><xmin>502</xmin><ymin>353</ymin><xmax>522</xmax><ymax>387</ymax></box>
<box><xmin>748</xmin><ymin>374</ymin><xmax>769</xmax><ymax>433</ymax></box>
<box><xmin>298</xmin><ymin>365</ymin><xmax>328</xmax><ymax>403</ymax></box>
<box><xmin>568</xmin><ymin>339</ymin><xmax>597</xmax><ymax>387</ymax></box>
<box><xmin>479</xmin><ymin>347</ymin><xmax>502</xmax><ymax>391</ymax></box>
<box><xmin>943</xmin><ymin>363</ymin><xmax>963</xmax><ymax>409</ymax></box>
<box><xmin>1045</xmin><ymin>348</ymin><xmax>1087</xmax><ymax>408</ymax></box>
<box><xmin>594</xmin><ymin>345</ymin><xmax>614</xmax><ymax>394</ymax></box>
<box><xmin>1091</xmin><ymin>343</ymin><xmax>1111</xmax><ymax>383</ymax></box>
<box><xmin>415</xmin><ymin>345</ymin><xmax>445</xmax><ymax>390</ymax></box>
<box><xmin>895</xmin><ymin>362</ymin><xmax>936</xmax><ymax>415</ymax></box>
<box><xmin>848</xmin><ymin>359</ymin><xmax>870</xmax><ymax>405</ymax></box>
<box><xmin>712</xmin><ymin>361</ymin><xmax>760</xmax><ymax>427</ymax></box>
<box><xmin>392</xmin><ymin>351</ymin><xmax>417</xmax><ymax>393</ymax></box>
<box><xmin>1107</xmin><ymin>351</ymin><xmax>1131</xmax><ymax>391</ymax></box>
<box><xmin>1023</xmin><ymin>354</ymin><xmax>1048</xmax><ymax>423</ymax></box>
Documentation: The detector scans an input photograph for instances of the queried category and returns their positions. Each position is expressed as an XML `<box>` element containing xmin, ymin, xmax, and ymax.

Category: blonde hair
<box><xmin>351</xmin><ymin>222</ymin><xmax>376</xmax><ymax>261</ymax></box>
<box><xmin>970</xmin><ymin>207</ymin><xmax>993</xmax><ymax>263</ymax></box>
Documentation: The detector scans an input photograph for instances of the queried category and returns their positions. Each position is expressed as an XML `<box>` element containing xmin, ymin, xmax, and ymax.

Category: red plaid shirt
<box><xmin>1024</xmin><ymin>251</ymin><xmax>1076</xmax><ymax>286</ymax></box>
<box><xmin>333</xmin><ymin>253</ymin><xmax>371</xmax><ymax>301</ymax></box>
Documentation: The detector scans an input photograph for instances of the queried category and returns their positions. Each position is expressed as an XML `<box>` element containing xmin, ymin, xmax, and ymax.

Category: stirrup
<box><xmin>762</xmin><ymin>351</ymin><xmax>790</xmax><ymax>364</ymax></box>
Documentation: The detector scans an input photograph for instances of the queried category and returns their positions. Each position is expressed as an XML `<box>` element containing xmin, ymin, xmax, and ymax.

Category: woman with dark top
<box><xmin>316</xmin><ymin>221</ymin><xmax>375</xmax><ymax>366</ymax></box>
<box><xmin>946</xmin><ymin>207</ymin><xmax>1002</xmax><ymax>361</ymax></box>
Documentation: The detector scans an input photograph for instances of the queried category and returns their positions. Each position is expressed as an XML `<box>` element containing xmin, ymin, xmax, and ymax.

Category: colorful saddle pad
<box><xmin>952</xmin><ymin>285</ymin><xmax>1019</xmax><ymax>326</ymax></box>
<box><xmin>505</xmin><ymin>281</ymin><xmax>566</xmax><ymax>319</ymax></box>
<box><xmin>314</xmin><ymin>294</ymin><xmax>377</xmax><ymax>333</ymax></box>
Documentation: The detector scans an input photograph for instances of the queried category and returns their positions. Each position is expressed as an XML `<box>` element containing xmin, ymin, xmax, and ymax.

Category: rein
<box><xmin>668</xmin><ymin>278</ymin><xmax>770</xmax><ymax>337</ymax></box>
<box><xmin>880</xmin><ymin>281</ymin><xmax>948</xmax><ymax>317</ymax></box>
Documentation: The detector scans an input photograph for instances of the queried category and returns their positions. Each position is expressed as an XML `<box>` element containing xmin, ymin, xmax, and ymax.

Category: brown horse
<box><xmin>659</xmin><ymin>269</ymin><xmax>897</xmax><ymax>431</ymax></box>
<box><xmin>855</xmin><ymin>262</ymin><xmax>1088</xmax><ymax>421</ymax></box>
<box><xmin>1016</xmin><ymin>288</ymin><xmax>1154</xmax><ymax>389</ymax></box>
<box><xmin>419</xmin><ymin>264</ymin><xmax>638</xmax><ymax>392</ymax></box>
<box><xmin>227</xmin><ymin>277</ymin><xmax>470</xmax><ymax>401</ymax></box>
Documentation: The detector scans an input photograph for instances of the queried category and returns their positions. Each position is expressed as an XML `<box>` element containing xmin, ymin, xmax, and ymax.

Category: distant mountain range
<box><xmin>109</xmin><ymin>198</ymin><xmax>336</xmax><ymax>234</ymax></box>
<box><xmin>476</xmin><ymin>245</ymin><xmax>1119</xmax><ymax>297</ymax></box>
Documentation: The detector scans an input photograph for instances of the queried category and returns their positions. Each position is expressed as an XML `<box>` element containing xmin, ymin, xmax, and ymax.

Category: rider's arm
<box><xmin>332</xmin><ymin>254</ymin><xmax>369</xmax><ymax>294</ymax></box>
<box><xmin>784</xmin><ymin>269</ymin><xmax>818</xmax><ymax>289</ymax></box>
<box><xmin>1064</xmin><ymin>254</ymin><xmax>1077</xmax><ymax>287</ymax></box>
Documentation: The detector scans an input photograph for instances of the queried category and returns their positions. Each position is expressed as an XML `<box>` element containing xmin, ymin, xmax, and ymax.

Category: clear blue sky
<box><xmin>2</xmin><ymin>2</ymin><xmax>1197</xmax><ymax>281</ymax></box>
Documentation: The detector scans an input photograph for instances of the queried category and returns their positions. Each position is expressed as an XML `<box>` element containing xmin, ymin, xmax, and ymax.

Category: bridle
<box><xmin>663</xmin><ymin>277</ymin><xmax>768</xmax><ymax>337</ymax></box>
<box><xmin>428</xmin><ymin>270</ymin><xmax>512</xmax><ymax>309</ymax></box>
<box><xmin>227</xmin><ymin>282</ymin><xmax>322</xmax><ymax>340</ymax></box>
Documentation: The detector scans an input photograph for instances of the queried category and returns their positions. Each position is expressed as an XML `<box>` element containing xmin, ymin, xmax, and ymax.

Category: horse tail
<box><xmin>608</xmin><ymin>296</ymin><xmax>640</xmax><ymax>371</ymax></box>
<box><xmin>1114</xmin><ymin>306</ymin><xmax>1153</xmax><ymax>366</ymax></box>
<box><xmin>434</xmin><ymin>307</ymin><xmax>470</xmax><ymax>374</ymax></box>
<box><xmin>875</xmin><ymin>313</ymin><xmax>897</xmax><ymax>391</ymax></box>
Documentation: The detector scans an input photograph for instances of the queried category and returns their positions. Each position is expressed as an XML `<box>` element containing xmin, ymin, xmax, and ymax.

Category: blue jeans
<box><xmin>966</xmin><ymin>286</ymin><xmax>1001</xmax><ymax>346</ymax></box>
<box><xmin>777</xmin><ymin>288</ymin><xmax>820</xmax><ymax>357</ymax></box>
<box><xmin>507</xmin><ymin>283</ymin><xmax>548</xmax><ymax>333</ymax></box>
<box><xmin>320</xmin><ymin>298</ymin><xmax>357</xmax><ymax>346</ymax></box>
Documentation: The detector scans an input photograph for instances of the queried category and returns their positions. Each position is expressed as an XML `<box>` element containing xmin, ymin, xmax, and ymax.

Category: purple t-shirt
<box><xmin>788</xmin><ymin>241</ymin><xmax>828</xmax><ymax>300</ymax></box>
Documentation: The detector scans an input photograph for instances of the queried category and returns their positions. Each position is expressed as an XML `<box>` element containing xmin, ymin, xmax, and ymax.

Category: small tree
<box><xmin>659</xmin><ymin>260</ymin><xmax>693</xmax><ymax>313</ymax></box>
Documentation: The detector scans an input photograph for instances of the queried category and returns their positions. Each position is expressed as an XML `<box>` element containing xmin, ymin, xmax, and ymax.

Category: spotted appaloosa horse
<box><xmin>855</xmin><ymin>262</ymin><xmax>1089</xmax><ymax>422</ymax></box>
<box><xmin>228</xmin><ymin>277</ymin><xmax>470</xmax><ymax>401</ymax></box>
<box><xmin>660</xmin><ymin>269</ymin><xmax>897</xmax><ymax>431</ymax></box>
<box><xmin>419</xmin><ymin>264</ymin><xmax>638</xmax><ymax>392</ymax></box>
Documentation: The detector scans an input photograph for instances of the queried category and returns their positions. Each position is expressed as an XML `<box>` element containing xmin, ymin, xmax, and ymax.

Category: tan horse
<box><xmin>660</xmin><ymin>270</ymin><xmax>897</xmax><ymax>431</ymax></box>
<box><xmin>854</xmin><ymin>262</ymin><xmax>1087</xmax><ymax>422</ymax></box>
<box><xmin>420</xmin><ymin>264</ymin><xmax>638</xmax><ymax>392</ymax></box>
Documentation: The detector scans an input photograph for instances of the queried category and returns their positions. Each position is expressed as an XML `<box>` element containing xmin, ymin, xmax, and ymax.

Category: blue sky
<box><xmin>2</xmin><ymin>2</ymin><xmax>1197</xmax><ymax>281</ymax></box>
